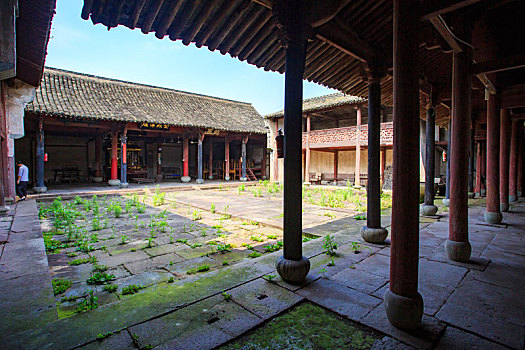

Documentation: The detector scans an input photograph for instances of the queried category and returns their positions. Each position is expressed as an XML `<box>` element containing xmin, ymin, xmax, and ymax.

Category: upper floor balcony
<box><xmin>302</xmin><ymin>122</ymin><xmax>393</xmax><ymax>149</ymax></box>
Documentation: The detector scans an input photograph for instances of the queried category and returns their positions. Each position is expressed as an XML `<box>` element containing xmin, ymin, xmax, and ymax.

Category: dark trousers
<box><xmin>16</xmin><ymin>181</ymin><xmax>27</xmax><ymax>198</ymax></box>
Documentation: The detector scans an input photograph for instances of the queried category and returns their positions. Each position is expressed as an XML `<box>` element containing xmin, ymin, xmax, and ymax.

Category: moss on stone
<box><xmin>220</xmin><ymin>302</ymin><xmax>379</xmax><ymax>350</ymax></box>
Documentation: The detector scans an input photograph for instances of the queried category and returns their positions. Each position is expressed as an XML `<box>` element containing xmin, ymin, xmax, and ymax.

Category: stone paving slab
<box><xmin>435</xmin><ymin>326</ymin><xmax>508</xmax><ymax>350</ymax></box>
<box><xmin>77</xmin><ymin>330</ymin><xmax>137</xmax><ymax>350</ymax></box>
<box><xmin>361</xmin><ymin>303</ymin><xmax>446</xmax><ymax>350</ymax></box>
<box><xmin>228</xmin><ymin>278</ymin><xmax>304</xmax><ymax>319</ymax></box>
<box><xmin>297</xmin><ymin>278</ymin><xmax>382</xmax><ymax>322</ymax></box>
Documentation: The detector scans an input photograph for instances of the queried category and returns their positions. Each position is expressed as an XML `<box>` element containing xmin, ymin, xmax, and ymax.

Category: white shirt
<box><xmin>18</xmin><ymin>164</ymin><xmax>29</xmax><ymax>182</ymax></box>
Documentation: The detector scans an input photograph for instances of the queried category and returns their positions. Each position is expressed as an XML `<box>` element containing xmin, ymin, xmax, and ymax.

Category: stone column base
<box><xmin>484</xmin><ymin>210</ymin><xmax>502</xmax><ymax>224</ymax></box>
<box><xmin>276</xmin><ymin>255</ymin><xmax>310</xmax><ymax>284</ymax></box>
<box><xmin>5</xmin><ymin>197</ymin><xmax>14</xmax><ymax>205</ymax></box>
<box><xmin>155</xmin><ymin>175</ymin><xmax>163</xmax><ymax>182</ymax></box>
<box><xmin>180</xmin><ymin>176</ymin><xmax>191</xmax><ymax>183</ymax></box>
<box><xmin>119</xmin><ymin>182</ymin><xmax>129</xmax><ymax>188</ymax></box>
<box><xmin>0</xmin><ymin>206</ymin><xmax>9</xmax><ymax>216</ymax></box>
<box><xmin>509</xmin><ymin>194</ymin><xmax>517</xmax><ymax>202</ymax></box>
<box><xmin>208</xmin><ymin>175</ymin><xmax>213</xmax><ymax>180</ymax></box>
<box><xmin>196</xmin><ymin>179</ymin><xmax>204</xmax><ymax>184</ymax></box>
<box><xmin>442</xmin><ymin>198</ymin><xmax>450</xmax><ymax>207</ymax></box>
<box><xmin>480</xmin><ymin>189</ymin><xmax>486</xmax><ymax>196</ymax></box>
<box><xmin>108</xmin><ymin>179</ymin><xmax>121</xmax><ymax>186</ymax></box>
<box><xmin>500</xmin><ymin>203</ymin><xmax>509</xmax><ymax>212</ymax></box>
<box><xmin>475</xmin><ymin>192</ymin><xmax>481</xmax><ymax>198</ymax></box>
<box><xmin>303</xmin><ymin>182</ymin><xmax>311</xmax><ymax>186</ymax></box>
<box><xmin>468</xmin><ymin>192</ymin><xmax>475</xmax><ymax>199</ymax></box>
<box><xmin>518</xmin><ymin>191</ymin><xmax>522</xmax><ymax>197</ymax></box>
<box><xmin>32</xmin><ymin>186</ymin><xmax>47</xmax><ymax>194</ymax></box>
<box><xmin>224</xmin><ymin>176</ymin><xmax>230</xmax><ymax>181</ymax></box>
<box><xmin>360</xmin><ymin>226</ymin><xmax>388</xmax><ymax>244</ymax></box>
<box><xmin>93</xmin><ymin>177</ymin><xmax>103</xmax><ymax>183</ymax></box>
<box><xmin>419</xmin><ymin>204</ymin><xmax>438</xmax><ymax>216</ymax></box>
<box><xmin>384</xmin><ymin>289</ymin><xmax>423</xmax><ymax>331</ymax></box>
<box><xmin>240</xmin><ymin>177</ymin><xmax>247</xmax><ymax>182</ymax></box>
<box><xmin>445</xmin><ymin>239</ymin><xmax>471</xmax><ymax>262</ymax></box>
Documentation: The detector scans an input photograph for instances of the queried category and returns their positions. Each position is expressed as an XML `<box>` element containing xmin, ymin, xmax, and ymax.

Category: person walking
<box><xmin>16</xmin><ymin>160</ymin><xmax>29</xmax><ymax>201</ymax></box>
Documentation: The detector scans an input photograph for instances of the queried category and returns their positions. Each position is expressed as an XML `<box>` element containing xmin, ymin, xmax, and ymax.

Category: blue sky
<box><xmin>45</xmin><ymin>0</ymin><xmax>335</xmax><ymax>116</ymax></box>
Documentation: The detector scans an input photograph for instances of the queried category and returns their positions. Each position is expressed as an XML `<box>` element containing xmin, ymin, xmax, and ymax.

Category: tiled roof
<box><xmin>265</xmin><ymin>92</ymin><xmax>366</xmax><ymax>119</ymax></box>
<box><xmin>26</xmin><ymin>67</ymin><xmax>266</xmax><ymax>134</ymax></box>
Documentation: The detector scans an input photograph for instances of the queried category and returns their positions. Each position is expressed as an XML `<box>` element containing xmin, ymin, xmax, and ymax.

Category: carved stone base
<box><xmin>240</xmin><ymin>177</ymin><xmax>247</xmax><ymax>182</ymax></box>
<box><xmin>93</xmin><ymin>177</ymin><xmax>103</xmax><ymax>183</ymax></box>
<box><xmin>0</xmin><ymin>206</ymin><xmax>8</xmax><ymax>216</ymax></box>
<box><xmin>180</xmin><ymin>176</ymin><xmax>191</xmax><ymax>183</ymax></box>
<box><xmin>208</xmin><ymin>175</ymin><xmax>213</xmax><ymax>180</ymax></box>
<box><xmin>32</xmin><ymin>186</ymin><xmax>47</xmax><ymax>194</ymax></box>
<box><xmin>500</xmin><ymin>203</ymin><xmax>509</xmax><ymax>212</ymax></box>
<box><xmin>196</xmin><ymin>178</ymin><xmax>204</xmax><ymax>184</ymax></box>
<box><xmin>484</xmin><ymin>210</ymin><xmax>502</xmax><ymax>224</ymax></box>
<box><xmin>360</xmin><ymin>226</ymin><xmax>388</xmax><ymax>244</ymax></box>
<box><xmin>509</xmin><ymin>194</ymin><xmax>517</xmax><ymax>202</ymax></box>
<box><xmin>276</xmin><ymin>255</ymin><xmax>310</xmax><ymax>284</ymax></box>
<box><xmin>119</xmin><ymin>182</ymin><xmax>129</xmax><ymax>188</ymax></box>
<box><xmin>224</xmin><ymin>176</ymin><xmax>230</xmax><ymax>181</ymax></box>
<box><xmin>384</xmin><ymin>289</ymin><xmax>423</xmax><ymax>331</ymax></box>
<box><xmin>442</xmin><ymin>198</ymin><xmax>450</xmax><ymax>207</ymax></box>
<box><xmin>480</xmin><ymin>189</ymin><xmax>486</xmax><ymax>196</ymax></box>
<box><xmin>419</xmin><ymin>204</ymin><xmax>438</xmax><ymax>216</ymax></box>
<box><xmin>108</xmin><ymin>179</ymin><xmax>121</xmax><ymax>186</ymax></box>
<box><xmin>445</xmin><ymin>239</ymin><xmax>471</xmax><ymax>262</ymax></box>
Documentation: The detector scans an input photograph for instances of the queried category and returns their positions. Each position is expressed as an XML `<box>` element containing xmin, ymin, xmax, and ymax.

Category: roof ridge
<box><xmin>43</xmin><ymin>66</ymin><xmax>253</xmax><ymax>106</ymax></box>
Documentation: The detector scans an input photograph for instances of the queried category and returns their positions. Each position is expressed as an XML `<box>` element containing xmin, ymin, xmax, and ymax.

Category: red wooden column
<box><xmin>446</xmin><ymin>33</ymin><xmax>472</xmax><ymax>262</ymax></box>
<box><xmin>181</xmin><ymin>135</ymin><xmax>190</xmax><ymax>182</ymax></box>
<box><xmin>500</xmin><ymin>109</ymin><xmax>510</xmax><ymax>211</ymax></box>
<box><xmin>224</xmin><ymin>135</ymin><xmax>230</xmax><ymax>181</ymax></box>
<box><xmin>475</xmin><ymin>142</ymin><xmax>482</xmax><ymax>196</ymax></box>
<box><xmin>120</xmin><ymin>125</ymin><xmax>129</xmax><ymax>187</ymax></box>
<box><xmin>518</xmin><ymin>126</ymin><xmax>524</xmax><ymax>197</ymax></box>
<box><xmin>261</xmin><ymin>139</ymin><xmax>267</xmax><ymax>179</ymax></box>
<box><xmin>94</xmin><ymin>136</ymin><xmax>103</xmax><ymax>182</ymax></box>
<box><xmin>381</xmin><ymin>147</ymin><xmax>386</xmax><ymax>186</ymax></box>
<box><xmin>304</xmin><ymin>114</ymin><xmax>311</xmax><ymax>184</ymax></box>
<box><xmin>485</xmin><ymin>94</ymin><xmax>502</xmax><ymax>223</ymax></box>
<box><xmin>275</xmin><ymin>0</ymin><xmax>310</xmax><ymax>284</ymax></box>
<box><xmin>108</xmin><ymin>131</ymin><xmax>120</xmax><ymax>186</ymax></box>
<box><xmin>333</xmin><ymin>151</ymin><xmax>338</xmax><ymax>181</ymax></box>
<box><xmin>481</xmin><ymin>140</ymin><xmax>487</xmax><ymax>195</ymax></box>
<box><xmin>355</xmin><ymin>107</ymin><xmax>362</xmax><ymax>186</ymax></box>
<box><xmin>509</xmin><ymin>120</ymin><xmax>519</xmax><ymax>202</ymax></box>
<box><xmin>208</xmin><ymin>137</ymin><xmax>214</xmax><ymax>180</ymax></box>
<box><xmin>385</xmin><ymin>0</ymin><xmax>423</xmax><ymax>331</ymax></box>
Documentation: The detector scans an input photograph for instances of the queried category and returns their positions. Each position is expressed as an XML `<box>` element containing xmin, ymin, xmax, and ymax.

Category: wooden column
<box><xmin>481</xmin><ymin>140</ymin><xmax>487</xmax><ymax>195</ymax></box>
<box><xmin>181</xmin><ymin>135</ymin><xmax>190</xmax><ymax>182</ymax></box>
<box><xmin>420</xmin><ymin>106</ymin><xmax>437</xmax><ymax>216</ymax></box>
<box><xmin>518</xmin><ymin>126</ymin><xmax>524</xmax><ymax>197</ymax></box>
<box><xmin>355</xmin><ymin>107</ymin><xmax>362</xmax><ymax>186</ymax></box>
<box><xmin>108</xmin><ymin>131</ymin><xmax>120</xmax><ymax>186</ymax></box>
<box><xmin>509</xmin><ymin>120</ymin><xmax>519</xmax><ymax>202</ymax></box>
<box><xmin>468</xmin><ymin>128</ymin><xmax>475</xmax><ymax>194</ymax></box>
<box><xmin>475</xmin><ymin>142</ymin><xmax>482</xmax><ymax>196</ymax></box>
<box><xmin>240</xmin><ymin>136</ymin><xmax>248</xmax><ymax>181</ymax></box>
<box><xmin>275</xmin><ymin>0</ymin><xmax>310</xmax><ymax>284</ymax></box>
<box><xmin>484</xmin><ymin>94</ymin><xmax>502</xmax><ymax>223</ymax></box>
<box><xmin>33</xmin><ymin>116</ymin><xmax>47</xmax><ymax>193</ymax></box>
<box><xmin>273</xmin><ymin>123</ymin><xmax>279</xmax><ymax>182</ymax></box>
<box><xmin>208</xmin><ymin>137</ymin><xmax>214</xmax><ymax>180</ymax></box>
<box><xmin>156</xmin><ymin>140</ymin><xmax>163</xmax><ymax>181</ymax></box>
<box><xmin>385</xmin><ymin>0</ymin><xmax>423</xmax><ymax>331</ymax></box>
<box><xmin>197</xmin><ymin>132</ymin><xmax>204</xmax><ymax>184</ymax></box>
<box><xmin>443</xmin><ymin>120</ymin><xmax>451</xmax><ymax>206</ymax></box>
<box><xmin>120</xmin><ymin>126</ymin><xmax>128</xmax><ymax>187</ymax></box>
<box><xmin>94</xmin><ymin>135</ymin><xmax>103</xmax><ymax>182</ymax></box>
<box><xmin>224</xmin><ymin>136</ymin><xmax>230</xmax><ymax>181</ymax></box>
<box><xmin>304</xmin><ymin>114</ymin><xmax>311</xmax><ymax>184</ymax></box>
<box><xmin>381</xmin><ymin>147</ymin><xmax>386</xmax><ymax>186</ymax></box>
<box><xmin>333</xmin><ymin>151</ymin><xmax>338</xmax><ymax>181</ymax></box>
<box><xmin>261</xmin><ymin>140</ymin><xmax>267</xmax><ymax>180</ymax></box>
<box><xmin>499</xmin><ymin>109</ymin><xmax>510</xmax><ymax>212</ymax></box>
<box><xmin>361</xmin><ymin>76</ymin><xmax>388</xmax><ymax>243</ymax></box>
<box><xmin>447</xmin><ymin>39</ymin><xmax>472</xmax><ymax>262</ymax></box>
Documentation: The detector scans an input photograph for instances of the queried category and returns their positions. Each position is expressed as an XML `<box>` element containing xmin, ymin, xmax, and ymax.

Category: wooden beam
<box><xmin>316</xmin><ymin>20</ymin><xmax>376</xmax><ymax>62</ymax></box>
<box><xmin>420</xmin><ymin>0</ymin><xmax>480</xmax><ymax>21</ymax></box>
<box><xmin>428</xmin><ymin>16</ymin><xmax>462</xmax><ymax>53</ymax></box>
<box><xmin>501</xmin><ymin>84</ymin><xmax>525</xmax><ymax>109</ymax></box>
<box><xmin>471</xmin><ymin>54</ymin><xmax>525</xmax><ymax>75</ymax></box>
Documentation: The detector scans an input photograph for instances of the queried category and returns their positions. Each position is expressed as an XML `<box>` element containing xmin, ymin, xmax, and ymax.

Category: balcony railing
<box><xmin>302</xmin><ymin>122</ymin><xmax>393</xmax><ymax>148</ymax></box>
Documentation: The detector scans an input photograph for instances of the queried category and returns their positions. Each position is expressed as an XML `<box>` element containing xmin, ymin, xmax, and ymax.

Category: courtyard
<box><xmin>0</xmin><ymin>185</ymin><xmax>523</xmax><ymax>349</ymax></box>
